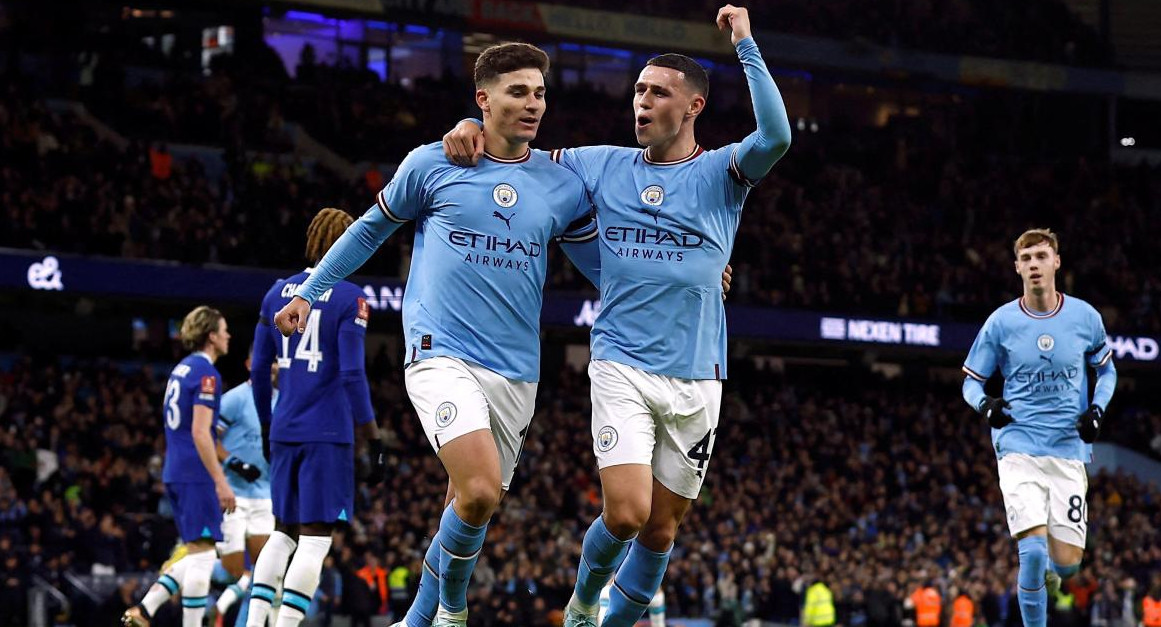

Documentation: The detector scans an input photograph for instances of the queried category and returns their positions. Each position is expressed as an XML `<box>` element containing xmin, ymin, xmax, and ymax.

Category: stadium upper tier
<box><xmin>2</xmin><ymin>74</ymin><xmax>1158</xmax><ymax>333</ymax></box>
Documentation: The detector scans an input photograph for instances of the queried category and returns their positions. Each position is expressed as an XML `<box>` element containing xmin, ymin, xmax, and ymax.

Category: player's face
<box><xmin>478</xmin><ymin>69</ymin><xmax>546</xmax><ymax>145</ymax></box>
<box><xmin>1014</xmin><ymin>243</ymin><xmax>1060</xmax><ymax>293</ymax></box>
<box><xmin>633</xmin><ymin>66</ymin><xmax>704</xmax><ymax>147</ymax></box>
<box><xmin>209</xmin><ymin>318</ymin><xmax>230</xmax><ymax>356</ymax></box>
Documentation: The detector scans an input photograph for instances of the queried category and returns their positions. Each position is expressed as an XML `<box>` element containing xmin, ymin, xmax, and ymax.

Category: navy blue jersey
<box><xmin>254</xmin><ymin>273</ymin><xmax>370</xmax><ymax>444</ymax></box>
<box><xmin>162</xmin><ymin>352</ymin><xmax>222</xmax><ymax>484</ymax></box>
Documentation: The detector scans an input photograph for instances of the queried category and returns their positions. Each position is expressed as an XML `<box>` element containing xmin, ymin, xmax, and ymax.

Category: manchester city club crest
<box><xmin>435</xmin><ymin>402</ymin><xmax>457</xmax><ymax>428</ymax></box>
<box><xmin>493</xmin><ymin>183</ymin><xmax>518</xmax><ymax>208</ymax></box>
<box><xmin>1037</xmin><ymin>334</ymin><xmax>1055</xmax><ymax>351</ymax></box>
<box><xmin>640</xmin><ymin>185</ymin><xmax>665</xmax><ymax>206</ymax></box>
<box><xmin>596</xmin><ymin>426</ymin><xmax>619</xmax><ymax>452</ymax></box>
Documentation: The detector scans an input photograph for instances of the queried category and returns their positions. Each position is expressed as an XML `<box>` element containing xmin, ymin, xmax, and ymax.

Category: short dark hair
<box><xmin>474</xmin><ymin>43</ymin><xmax>551</xmax><ymax>88</ymax></box>
<box><xmin>646</xmin><ymin>53</ymin><xmax>709</xmax><ymax>98</ymax></box>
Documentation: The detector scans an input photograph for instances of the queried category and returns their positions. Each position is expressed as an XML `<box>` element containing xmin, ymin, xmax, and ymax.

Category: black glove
<box><xmin>978</xmin><ymin>396</ymin><xmax>1013</xmax><ymax>429</ymax></box>
<box><xmin>365</xmin><ymin>438</ymin><xmax>389</xmax><ymax>486</ymax></box>
<box><xmin>226</xmin><ymin>457</ymin><xmax>261</xmax><ymax>482</ymax></box>
<box><xmin>261</xmin><ymin>422</ymin><xmax>272</xmax><ymax>463</ymax></box>
<box><xmin>1076</xmin><ymin>405</ymin><xmax>1103</xmax><ymax>443</ymax></box>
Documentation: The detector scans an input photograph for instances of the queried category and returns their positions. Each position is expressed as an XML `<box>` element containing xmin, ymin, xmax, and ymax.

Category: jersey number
<box><xmin>687</xmin><ymin>428</ymin><xmax>717</xmax><ymax>478</ymax></box>
<box><xmin>279</xmin><ymin>310</ymin><xmax>324</xmax><ymax>372</ymax></box>
<box><xmin>164</xmin><ymin>379</ymin><xmax>181</xmax><ymax>429</ymax></box>
<box><xmin>1067</xmin><ymin>495</ymin><xmax>1087</xmax><ymax>524</ymax></box>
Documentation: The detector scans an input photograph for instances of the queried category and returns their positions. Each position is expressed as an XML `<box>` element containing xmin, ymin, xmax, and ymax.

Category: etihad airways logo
<box><xmin>604</xmin><ymin>226</ymin><xmax>703</xmax><ymax>248</ymax></box>
<box><xmin>1010</xmin><ymin>366</ymin><xmax>1080</xmax><ymax>384</ymax></box>
<box><xmin>448</xmin><ymin>231</ymin><xmax>542</xmax><ymax>257</ymax></box>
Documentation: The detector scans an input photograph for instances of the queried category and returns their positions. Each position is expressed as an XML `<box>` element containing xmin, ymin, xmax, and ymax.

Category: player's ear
<box><xmin>476</xmin><ymin>88</ymin><xmax>490</xmax><ymax>114</ymax></box>
<box><xmin>1054</xmin><ymin>254</ymin><xmax>1061</xmax><ymax>270</ymax></box>
<box><xmin>687</xmin><ymin>94</ymin><xmax>706</xmax><ymax>118</ymax></box>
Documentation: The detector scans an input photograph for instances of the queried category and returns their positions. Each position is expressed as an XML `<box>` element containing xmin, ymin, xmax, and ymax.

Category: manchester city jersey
<box><xmin>553</xmin><ymin>144</ymin><xmax>750</xmax><ymax>380</ymax></box>
<box><xmin>218</xmin><ymin>382</ymin><xmax>277</xmax><ymax>499</ymax></box>
<box><xmin>963</xmin><ymin>294</ymin><xmax>1114</xmax><ymax>461</ymax></box>
<box><xmin>162</xmin><ymin>352</ymin><xmax>222</xmax><ymax>484</ymax></box>
<box><xmin>378</xmin><ymin>143</ymin><xmax>595</xmax><ymax>382</ymax></box>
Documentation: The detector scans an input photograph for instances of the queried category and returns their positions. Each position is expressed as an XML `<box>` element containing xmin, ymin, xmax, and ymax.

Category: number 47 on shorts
<box><xmin>687</xmin><ymin>428</ymin><xmax>717</xmax><ymax>479</ymax></box>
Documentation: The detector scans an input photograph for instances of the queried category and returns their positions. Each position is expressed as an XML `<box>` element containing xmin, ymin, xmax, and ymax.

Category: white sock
<box><xmin>181</xmin><ymin>550</ymin><xmax>216</xmax><ymax>627</ymax></box>
<box><xmin>649</xmin><ymin>589</ymin><xmax>666</xmax><ymax>627</ymax></box>
<box><xmin>216</xmin><ymin>572</ymin><xmax>252</xmax><ymax>614</ymax></box>
<box><xmin>274</xmin><ymin>534</ymin><xmax>332</xmax><ymax>627</ymax></box>
<box><xmin>247</xmin><ymin>532</ymin><xmax>298</xmax><ymax>627</ymax></box>
<box><xmin>140</xmin><ymin>556</ymin><xmax>192</xmax><ymax>616</ymax></box>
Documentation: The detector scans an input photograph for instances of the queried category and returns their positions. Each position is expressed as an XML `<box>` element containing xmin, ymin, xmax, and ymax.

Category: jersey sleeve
<box><xmin>251</xmin><ymin>285</ymin><xmax>279</xmax><ymax>424</ymax></box>
<box><xmin>559</xmin><ymin>177</ymin><xmax>597</xmax><ymax>243</ymax></box>
<box><xmin>377</xmin><ymin>145</ymin><xmax>436</xmax><ymax>223</ymax></box>
<box><xmin>217</xmin><ymin>389</ymin><xmax>240</xmax><ymax>432</ymax></box>
<box><xmin>194</xmin><ymin>367</ymin><xmax>221</xmax><ymax>411</ymax></box>
<box><xmin>704</xmin><ymin>146</ymin><xmax>752</xmax><ymax>212</ymax></box>
<box><xmin>1086</xmin><ymin>308</ymin><xmax>1114</xmax><ymax>367</ymax></box>
<box><xmin>963</xmin><ymin>313</ymin><xmax>1001</xmax><ymax>382</ymax></box>
<box><xmin>338</xmin><ymin>288</ymin><xmax>375</xmax><ymax>426</ymax></box>
<box><xmin>551</xmin><ymin>146</ymin><xmax>608</xmax><ymax>195</ymax></box>
<box><xmin>729</xmin><ymin>37</ymin><xmax>792</xmax><ymax>186</ymax></box>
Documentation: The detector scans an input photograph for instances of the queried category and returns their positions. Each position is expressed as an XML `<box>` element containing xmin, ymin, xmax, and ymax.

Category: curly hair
<box><xmin>305</xmin><ymin>207</ymin><xmax>355</xmax><ymax>265</ymax></box>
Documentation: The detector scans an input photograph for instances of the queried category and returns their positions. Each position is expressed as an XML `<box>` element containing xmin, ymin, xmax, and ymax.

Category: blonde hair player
<box><xmin>962</xmin><ymin>228</ymin><xmax>1117</xmax><ymax>627</ymax></box>
<box><xmin>124</xmin><ymin>306</ymin><xmax>233</xmax><ymax>627</ymax></box>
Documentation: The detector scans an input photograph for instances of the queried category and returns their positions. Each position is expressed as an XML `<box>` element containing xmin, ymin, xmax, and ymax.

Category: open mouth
<box><xmin>636</xmin><ymin>114</ymin><xmax>652</xmax><ymax>129</ymax></box>
<box><xmin>1030</xmin><ymin>273</ymin><xmax>1042</xmax><ymax>281</ymax></box>
<box><xmin>519</xmin><ymin>116</ymin><xmax>539</xmax><ymax>126</ymax></box>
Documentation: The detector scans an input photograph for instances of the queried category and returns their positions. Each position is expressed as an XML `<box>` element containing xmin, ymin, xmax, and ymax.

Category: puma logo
<box><xmin>643</xmin><ymin>207</ymin><xmax>660</xmax><ymax>224</ymax></box>
<box><xmin>492</xmin><ymin>211</ymin><xmax>515</xmax><ymax>230</ymax></box>
<box><xmin>1040</xmin><ymin>354</ymin><xmax>1053</xmax><ymax>364</ymax></box>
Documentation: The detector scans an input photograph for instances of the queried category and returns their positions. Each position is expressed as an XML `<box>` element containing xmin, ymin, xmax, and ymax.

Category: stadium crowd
<box><xmin>0</xmin><ymin>352</ymin><xmax>1158</xmax><ymax>626</ymax></box>
<box><xmin>3</xmin><ymin>71</ymin><xmax>1159</xmax><ymax>333</ymax></box>
<box><xmin>536</xmin><ymin>0</ymin><xmax>1110</xmax><ymax>66</ymax></box>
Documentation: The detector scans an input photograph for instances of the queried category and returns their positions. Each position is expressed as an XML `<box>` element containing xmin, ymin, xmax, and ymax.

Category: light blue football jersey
<box><xmin>379</xmin><ymin>143</ymin><xmax>595</xmax><ymax>382</ymax></box>
<box><xmin>963</xmin><ymin>294</ymin><xmax>1114</xmax><ymax>461</ymax></box>
<box><xmin>553</xmin><ymin>145</ymin><xmax>751</xmax><ymax>380</ymax></box>
<box><xmin>218</xmin><ymin>382</ymin><xmax>277</xmax><ymax>499</ymax></box>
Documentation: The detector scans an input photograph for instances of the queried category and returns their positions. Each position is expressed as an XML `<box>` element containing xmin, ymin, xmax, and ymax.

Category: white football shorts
<box><xmin>405</xmin><ymin>356</ymin><xmax>537</xmax><ymax>490</ymax></box>
<box><xmin>589</xmin><ymin>359</ymin><xmax>722</xmax><ymax>500</ymax></box>
<box><xmin>997</xmin><ymin>452</ymin><xmax>1089</xmax><ymax>547</ymax></box>
<box><xmin>218</xmin><ymin>497</ymin><xmax>275</xmax><ymax>555</ymax></box>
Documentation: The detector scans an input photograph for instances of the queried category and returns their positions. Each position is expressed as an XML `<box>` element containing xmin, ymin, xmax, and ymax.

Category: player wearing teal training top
<box><xmin>962</xmin><ymin>228</ymin><xmax>1117</xmax><ymax>627</ymax></box>
<box><xmin>445</xmin><ymin>5</ymin><xmax>791</xmax><ymax>626</ymax></box>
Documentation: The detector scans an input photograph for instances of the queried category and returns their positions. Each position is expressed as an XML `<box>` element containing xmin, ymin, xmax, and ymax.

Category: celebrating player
<box><xmin>212</xmin><ymin>354</ymin><xmax>279</xmax><ymax>624</ymax></box>
<box><xmin>274</xmin><ymin>43</ymin><xmax>601</xmax><ymax>627</ymax></box>
<box><xmin>443</xmin><ymin>5</ymin><xmax>791</xmax><ymax>626</ymax></box>
<box><xmin>962</xmin><ymin>228</ymin><xmax>1117</xmax><ymax>627</ymax></box>
<box><xmin>123</xmin><ymin>306</ymin><xmax>234</xmax><ymax>627</ymax></box>
<box><xmin>245</xmin><ymin>208</ymin><xmax>389</xmax><ymax>627</ymax></box>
